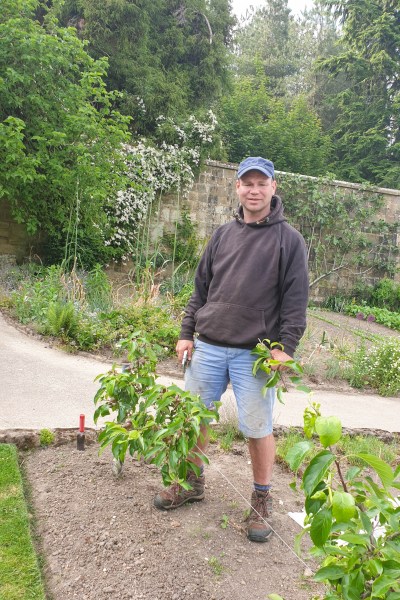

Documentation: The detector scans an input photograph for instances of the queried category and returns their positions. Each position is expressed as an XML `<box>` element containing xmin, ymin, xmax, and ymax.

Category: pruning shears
<box><xmin>182</xmin><ymin>350</ymin><xmax>189</xmax><ymax>373</ymax></box>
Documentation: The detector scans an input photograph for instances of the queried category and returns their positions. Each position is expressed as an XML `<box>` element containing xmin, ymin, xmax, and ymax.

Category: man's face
<box><xmin>236</xmin><ymin>170</ymin><xmax>277</xmax><ymax>223</ymax></box>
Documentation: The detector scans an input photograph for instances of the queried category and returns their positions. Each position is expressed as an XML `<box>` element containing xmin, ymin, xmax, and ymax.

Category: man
<box><xmin>154</xmin><ymin>156</ymin><xmax>309</xmax><ymax>543</ymax></box>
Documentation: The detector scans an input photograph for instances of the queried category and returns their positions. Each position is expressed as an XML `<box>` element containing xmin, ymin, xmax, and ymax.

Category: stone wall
<box><xmin>1</xmin><ymin>161</ymin><xmax>400</xmax><ymax>301</ymax></box>
<box><xmin>0</xmin><ymin>200</ymin><xmax>40</xmax><ymax>263</ymax></box>
<box><xmin>160</xmin><ymin>161</ymin><xmax>400</xmax><ymax>302</ymax></box>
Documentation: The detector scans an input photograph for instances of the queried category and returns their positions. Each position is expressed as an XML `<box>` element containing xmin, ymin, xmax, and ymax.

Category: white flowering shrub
<box><xmin>350</xmin><ymin>338</ymin><xmax>400</xmax><ymax>396</ymax></box>
<box><xmin>105</xmin><ymin>110</ymin><xmax>218</xmax><ymax>262</ymax></box>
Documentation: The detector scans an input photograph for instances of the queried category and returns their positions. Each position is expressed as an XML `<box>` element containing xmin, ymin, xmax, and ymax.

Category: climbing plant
<box><xmin>278</xmin><ymin>173</ymin><xmax>398</xmax><ymax>288</ymax></box>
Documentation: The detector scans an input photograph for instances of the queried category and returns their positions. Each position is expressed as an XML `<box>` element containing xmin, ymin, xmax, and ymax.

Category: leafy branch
<box><xmin>251</xmin><ymin>338</ymin><xmax>311</xmax><ymax>403</ymax></box>
<box><xmin>94</xmin><ymin>332</ymin><xmax>219</xmax><ymax>487</ymax></box>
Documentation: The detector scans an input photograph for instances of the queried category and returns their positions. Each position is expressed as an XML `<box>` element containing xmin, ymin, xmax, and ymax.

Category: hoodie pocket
<box><xmin>195</xmin><ymin>302</ymin><xmax>267</xmax><ymax>346</ymax></box>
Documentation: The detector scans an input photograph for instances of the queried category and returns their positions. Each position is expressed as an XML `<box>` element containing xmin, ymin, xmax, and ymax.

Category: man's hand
<box><xmin>176</xmin><ymin>339</ymin><xmax>194</xmax><ymax>364</ymax></box>
<box><xmin>270</xmin><ymin>348</ymin><xmax>292</xmax><ymax>371</ymax></box>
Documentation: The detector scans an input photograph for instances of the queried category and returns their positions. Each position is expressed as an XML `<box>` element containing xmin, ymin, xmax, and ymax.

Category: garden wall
<box><xmin>159</xmin><ymin>161</ymin><xmax>400</xmax><ymax>303</ymax></box>
<box><xmin>0</xmin><ymin>200</ymin><xmax>35</xmax><ymax>263</ymax></box>
<box><xmin>1</xmin><ymin>161</ymin><xmax>400</xmax><ymax>302</ymax></box>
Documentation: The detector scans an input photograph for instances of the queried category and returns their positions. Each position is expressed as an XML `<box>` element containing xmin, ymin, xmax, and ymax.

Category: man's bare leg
<box><xmin>248</xmin><ymin>433</ymin><xmax>275</xmax><ymax>484</ymax></box>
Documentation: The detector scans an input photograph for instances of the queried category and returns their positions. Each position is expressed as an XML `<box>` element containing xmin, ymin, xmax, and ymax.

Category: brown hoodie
<box><xmin>179</xmin><ymin>196</ymin><xmax>309</xmax><ymax>356</ymax></box>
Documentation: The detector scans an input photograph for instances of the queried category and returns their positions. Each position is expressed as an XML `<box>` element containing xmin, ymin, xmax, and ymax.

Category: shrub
<box><xmin>348</xmin><ymin>338</ymin><xmax>400</xmax><ymax>396</ymax></box>
<box><xmin>85</xmin><ymin>264</ymin><xmax>113</xmax><ymax>312</ymax></box>
<box><xmin>39</xmin><ymin>429</ymin><xmax>55</xmax><ymax>447</ymax></box>
<box><xmin>371</xmin><ymin>278</ymin><xmax>400</xmax><ymax>312</ymax></box>
<box><xmin>11</xmin><ymin>265</ymin><xmax>65</xmax><ymax>326</ymax></box>
<box><xmin>345</xmin><ymin>304</ymin><xmax>400</xmax><ymax>331</ymax></box>
<box><xmin>45</xmin><ymin>301</ymin><xmax>78</xmax><ymax>337</ymax></box>
<box><xmin>94</xmin><ymin>333</ymin><xmax>219</xmax><ymax>486</ymax></box>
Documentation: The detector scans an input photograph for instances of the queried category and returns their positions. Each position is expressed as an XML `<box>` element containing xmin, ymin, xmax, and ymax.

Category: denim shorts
<box><xmin>185</xmin><ymin>339</ymin><xmax>275</xmax><ymax>438</ymax></box>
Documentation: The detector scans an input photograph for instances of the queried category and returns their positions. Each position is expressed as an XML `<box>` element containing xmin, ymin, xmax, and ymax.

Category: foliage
<box><xmin>103</xmin><ymin>305</ymin><xmax>180</xmax><ymax>355</ymax></box>
<box><xmin>344</xmin><ymin>304</ymin><xmax>400</xmax><ymax>332</ymax></box>
<box><xmin>218</xmin><ymin>70</ymin><xmax>330</xmax><ymax>175</ymax></box>
<box><xmin>39</xmin><ymin>428</ymin><xmax>55</xmax><ymax>447</ymax></box>
<box><xmin>105</xmin><ymin>111</ymin><xmax>217</xmax><ymax>263</ymax></box>
<box><xmin>207</xmin><ymin>555</ymin><xmax>224</xmax><ymax>575</ymax></box>
<box><xmin>233</xmin><ymin>0</ymin><xmax>296</xmax><ymax>93</ymax></box>
<box><xmin>45</xmin><ymin>301</ymin><xmax>79</xmax><ymax>337</ymax></box>
<box><xmin>52</xmin><ymin>0</ymin><xmax>235</xmax><ymax>136</ymax></box>
<box><xmin>323</xmin><ymin>279</ymin><xmax>400</xmax><ymax>315</ymax></box>
<box><xmin>336</xmin><ymin>435</ymin><xmax>398</xmax><ymax>469</ymax></box>
<box><xmin>233</xmin><ymin>0</ymin><xmax>340</xmax><ymax>102</ymax></box>
<box><xmin>345</xmin><ymin>337</ymin><xmax>400</xmax><ymax>397</ymax></box>
<box><xmin>0</xmin><ymin>444</ymin><xmax>46</xmax><ymax>599</ymax></box>
<box><xmin>279</xmin><ymin>173</ymin><xmax>398</xmax><ymax>288</ymax></box>
<box><xmin>11</xmin><ymin>264</ymin><xmax>66</xmax><ymax>326</ymax></box>
<box><xmin>0</xmin><ymin>0</ymin><xmax>130</xmax><ymax>267</ymax></box>
<box><xmin>85</xmin><ymin>264</ymin><xmax>113</xmax><ymax>312</ymax></box>
<box><xmin>319</xmin><ymin>0</ymin><xmax>400</xmax><ymax>187</ymax></box>
<box><xmin>93</xmin><ymin>333</ymin><xmax>219</xmax><ymax>487</ymax></box>
<box><xmin>251</xmin><ymin>338</ymin><xmax>311</xmax><ymax>403</ymax></box>
<box><xmin>370</xmin><ymin>279</ymin><xmax>400</xmax><ymax>313</ymax></box>
<box><xmin>161</xmin><ymin>209</ymin><xmax>202</xmax><ymax>269</ymax></box>
<box><xmin>8</xmin><ymin>263</ymin><xmax>183</xmax><ymax>354</ymax></box>
<box><xmin>286</xmin><ymin>403</ymin><xmax>400</xmax><ymax>600</ymax></box>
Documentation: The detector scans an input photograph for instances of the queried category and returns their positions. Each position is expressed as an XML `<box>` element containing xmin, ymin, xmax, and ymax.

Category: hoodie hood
<box><xmin>234</xmin><ymin>195</ymin><xmax>286</xmax><ymax>227</ymax></box>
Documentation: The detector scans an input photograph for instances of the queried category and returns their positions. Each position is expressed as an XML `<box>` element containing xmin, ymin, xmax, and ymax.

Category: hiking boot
<box><xmin>246</xmin><ymin>490</ymin><xmax>273</xmax><ymax>542</ymax></box>
<box><xmin>153</xmin><ymin>471</ymin><xmax>205</xmax><ymax>511</ymax></box>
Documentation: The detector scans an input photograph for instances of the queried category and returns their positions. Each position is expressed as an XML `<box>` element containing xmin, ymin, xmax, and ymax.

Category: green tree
<box><xmin>0</xmin><ymin>0</ymin><xmax>129</xmax><ymax>266</ymax></box>
<box><xmin>51</xmin><ymin>0</ymin><xmax>235</xmax><ymax>135</ymax></box>
<box><xmin>319</xmin><ymin>0</ymin><xmax>400</xmax><ymax>187</ymax></box>
<box><xmin>218</xmin><ymin>70</ymin><xmax>330</xmax><ymax>175</ymax></box>
<box><xmin>234</xmin><ymin>0</ymin><xmax>295</xmax><ymax>96</ymax></box>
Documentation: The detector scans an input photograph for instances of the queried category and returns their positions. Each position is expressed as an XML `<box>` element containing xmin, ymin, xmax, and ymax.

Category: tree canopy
<box><xmin>0</xmin><ymin>0</ymin><xmax>129</xmax><ymax>264</ymax></box>
<box><xmin>318</xmin><ymin>0</ymin><xmax>400</xmax><ymax>187</ymax></box>
<box><xmin>51</xmin><ymin>0</ymin><xmax>236</xmax><ymax>135</ymax></box>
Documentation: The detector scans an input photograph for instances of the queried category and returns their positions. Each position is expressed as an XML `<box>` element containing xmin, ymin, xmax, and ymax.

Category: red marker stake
<box><xmin>77</xmin><ymin>414</ymin><xmax>85</xmax><ymax>451</ymax></box>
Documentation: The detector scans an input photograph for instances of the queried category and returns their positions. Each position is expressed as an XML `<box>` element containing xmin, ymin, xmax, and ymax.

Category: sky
<box><xmin>231</xmin><ymin>0</ymin><xmax>314</xmax><ymax>19</ymax></box>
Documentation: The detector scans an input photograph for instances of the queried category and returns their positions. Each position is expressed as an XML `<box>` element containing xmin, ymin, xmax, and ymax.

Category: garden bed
<box><xmin>23</xmin><ymin>441</ymin><xmax>321</xmax><ymax>600</ymax></box>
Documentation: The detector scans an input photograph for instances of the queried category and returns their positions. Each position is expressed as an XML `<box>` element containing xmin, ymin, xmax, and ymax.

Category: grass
<box><xmin>276</xmin><ymin>429</ymin><xmax>399</xmax><ymax>469</ymax></box>
<box><xmin>208</xmin><ymin>555</ymin><xmax>224</xmax><ymax>575</ymax></box>
<box><xmin>209</xmin><ymin>422</ymin><xmax>244</xmax><ymax>452</ymax></box>
<box><xmin>337</xmin><ymin>434</ymin><xmax>399</xmax><ymax>467</ymax></box>
<box><xmin>0</xmin><ymin>444</ymin><xmax>46</xmax><ymax>600</ymax></box>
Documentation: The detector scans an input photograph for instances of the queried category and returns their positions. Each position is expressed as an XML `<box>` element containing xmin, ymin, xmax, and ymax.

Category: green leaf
<box><xmin>345</xmin><ymin>466</ymin><xmax>362</xmax><ymax>482</ymax></box>
<box><xmin>315</xmin><ymin>416</ymin><xmax>342</xmax><ymax>447</ymax></box>
<box><xmin>293</xmin><ymin>527</ymin><xmax>308</xmax><ymax>556</ymax></box>
<box><xmin>365</xmin><ymin>558</ymin><xmax>383</xmax><ymax>578</ymax></box>
<box><xmin>267</xmin><ymin>595</ymin><xmax>284</xmax><ymax>600</ymax></box>
<box><xmin>342</xmin><ymin>570</ymin><xmax>364</xmax><ymax>600</ymax></box>
<box><xmin>372</xmin><ymin>574</ymin><xmax>398</xmax><ymax>597</ymax></box>
<box><xmin>295</xmin><ymin>383</ymin><xmax>312</xmax><ymax>394</ymax></box>
<box><xmin>305</xmin><ymin>485</ymin><xmax>327</xmax><ymax>516</ymax></box>
<box><xmin>360</xmin><ymin>510</ymin><xmax>373</xmax><ymax>535</ymax></box>
<box><xmin>332</xmin><ymin>491</ymin><xmax>356</xmax><ymax>522</ymax></box>
<box><xmin>276</xmin><ymin>387</ymin><xmax>285</xmax><ymax>404</ymax></box>
<box><xmin>313</xmin><ymin>565</ymin><xmax>346</xmax><ymax>582</ymax></box>
<box><xmin>356</xmin><ymin>453</ymin><xmax>394</xmax><ymax>488</ymax></box>
<box><xmin>310</xmin><ymin>508</ymin><xmax>332</xmax><ymax>547</ymax></box>
<box><xmin>285</xmin><ymin>440</ymin><xmax>313</xmax><ymax>472</ymax></box>
<box><xmin>302</xmin><ymin>450</ymin><xmax>335</xmax><ymax>496</ymax></box>
<box><xmin>340</xmin><ymin>533</ymin><xmax>369</xmax><ymax>546</ymax></box>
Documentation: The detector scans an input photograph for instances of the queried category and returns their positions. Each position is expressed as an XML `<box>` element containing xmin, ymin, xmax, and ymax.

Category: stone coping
<box><xmin>205</xmin><ymin>160</ymin><xmax>400</xmax><ymax>196</ymax></box>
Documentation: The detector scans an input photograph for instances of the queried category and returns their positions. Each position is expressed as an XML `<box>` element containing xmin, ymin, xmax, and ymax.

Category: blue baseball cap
<box><xmin>237</xmin><ymin>156</ymin><xmax>275</xmax><ymax>179</ymax></box>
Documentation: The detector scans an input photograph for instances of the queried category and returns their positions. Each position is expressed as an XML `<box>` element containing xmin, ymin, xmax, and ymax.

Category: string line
<box><xmin>197</xmin><ymin>447</ymin><xmax>313</xmax><ymax>572</ymax></box>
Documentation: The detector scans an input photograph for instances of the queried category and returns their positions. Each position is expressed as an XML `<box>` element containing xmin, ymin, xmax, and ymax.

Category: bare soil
<box><xmin>24</xmin><ymin>443</ymin><xmax>320</xmax><ymax>600</ymax></box>
<box><xmin>19</xmin><ymin>309</ymin><xmax>400</xmax><ymax>600</ymax></box>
